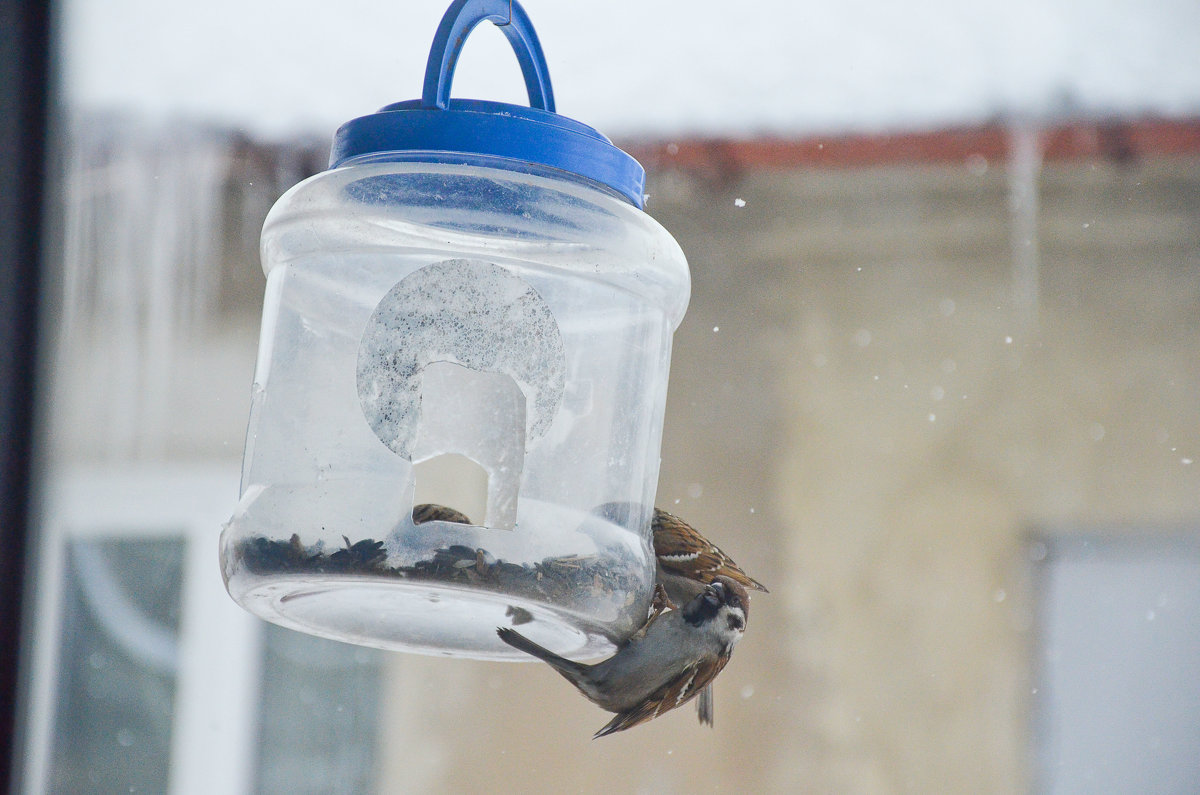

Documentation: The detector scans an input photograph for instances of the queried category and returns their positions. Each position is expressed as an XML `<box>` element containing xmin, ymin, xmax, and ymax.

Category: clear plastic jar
<box><xmin>220</xmin><ymin>1</ymin><xmax>689</xmax><ymax>659</ymax></box>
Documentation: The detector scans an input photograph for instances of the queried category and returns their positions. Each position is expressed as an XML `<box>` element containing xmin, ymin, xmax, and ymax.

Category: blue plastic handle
<box><xmin>421</xmin><ymin>0</ymin><xmax>556</xmax><ymax>113</ymax></box>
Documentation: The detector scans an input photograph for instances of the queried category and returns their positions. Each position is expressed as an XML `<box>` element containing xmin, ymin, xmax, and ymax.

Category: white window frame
<box><xmin>22</xmin><ymin>463</ymin><xmax>262</xmax><ymax>795</ymax></box>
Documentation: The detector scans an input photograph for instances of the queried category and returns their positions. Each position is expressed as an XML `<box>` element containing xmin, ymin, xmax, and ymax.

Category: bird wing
<box><xmin>653</xmin><ymin>510</ymin><xmax>769</xmax><ymax>593</ymax></box>
<box><xmin>593</xmin><ymin>652</ymin><xmax>730</xmax><ymax>738</ymax></box>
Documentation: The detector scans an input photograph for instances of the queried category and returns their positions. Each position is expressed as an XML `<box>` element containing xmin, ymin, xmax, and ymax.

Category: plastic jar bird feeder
<box><xmin>220</xmin><ymin>0</ymin><xmax>690</xmax><ymax>659</ymax></box>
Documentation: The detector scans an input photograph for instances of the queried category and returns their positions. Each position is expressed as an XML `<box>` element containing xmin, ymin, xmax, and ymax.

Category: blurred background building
<box><xmin>15</xmin><ymin>0</ymin><xmax>1200</xmax><ymax>792</ymax></box>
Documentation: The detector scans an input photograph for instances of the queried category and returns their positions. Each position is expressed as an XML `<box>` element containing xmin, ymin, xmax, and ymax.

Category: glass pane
<box><xmin>25</xmin><ymin>1</ymin><xmax>1200</xmax><ymax>792</ymax></box>
<box><xmin>254</xmin><ymin>626</ymin><xmax>383</xmax><ymax>794</ymax></box>
<box><xmin>1034</xmin><ymin>535</ymin><xmax>1200</xmax><ymax>793</ymax></box>
<box><xmin>49</xmin><ymin>537</ymin><xmax>185</xmax><ymax>793</ymax></box>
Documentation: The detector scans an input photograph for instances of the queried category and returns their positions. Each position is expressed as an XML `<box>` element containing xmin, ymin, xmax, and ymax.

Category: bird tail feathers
<box><xmin>696</xmin><ymin>683</ymin><xmax>714</xmax><ymax>726</ymax></box>
<box><xmin>496</xmin><ymin>627</ymin><xmax>587</xmax><ymax>677</ymax></box>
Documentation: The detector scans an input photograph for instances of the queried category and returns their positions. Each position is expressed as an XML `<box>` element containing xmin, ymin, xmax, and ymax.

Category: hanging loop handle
<box><xmin>421</xmin><ymin>0</ymin><xmax>556</xmax><ymax>113</ymax></box>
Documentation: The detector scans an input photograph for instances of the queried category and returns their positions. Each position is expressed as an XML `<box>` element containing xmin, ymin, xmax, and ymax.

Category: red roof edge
<box><xmin>618</xmin><ymin>117</ymin><xmax>1200</xmax><ymax>173</ymax></box>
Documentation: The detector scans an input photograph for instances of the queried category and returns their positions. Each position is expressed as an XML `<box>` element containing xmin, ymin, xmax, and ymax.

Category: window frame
<box><xmin>21</xmin><ymin>464</ymin><xmax>262</xmax><ymax>795</ymax></box>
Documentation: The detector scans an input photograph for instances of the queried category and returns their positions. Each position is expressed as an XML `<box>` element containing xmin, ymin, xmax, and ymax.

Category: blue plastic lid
<box><xmin>330</xmin><ymin>0</ymin><xmax>646</xmax><ymax>208</ymax></box>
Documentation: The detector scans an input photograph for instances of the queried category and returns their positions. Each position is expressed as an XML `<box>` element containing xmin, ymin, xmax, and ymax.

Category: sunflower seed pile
<box><xmin>232</xmin><ymin>533</ymin><xmax>641</xmax><ymax>610</ymax></box>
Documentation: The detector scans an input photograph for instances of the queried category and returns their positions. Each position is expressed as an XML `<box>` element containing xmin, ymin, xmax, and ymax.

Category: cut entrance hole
<box><xmin>409</xmin><ymin>360</ymin><xmax>527</xmax><ymax>530</ymax></box>
<box><xmin>412</xmin><ymin>453</ymin><xmax>488</xmax><ymax>526</ymax></box>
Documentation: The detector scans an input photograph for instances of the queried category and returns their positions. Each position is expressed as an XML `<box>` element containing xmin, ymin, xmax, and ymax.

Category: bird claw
<box><xmin>648</xmin><ymin>582</ymin><xmax>678</xmax><ymax>621</ymax></box>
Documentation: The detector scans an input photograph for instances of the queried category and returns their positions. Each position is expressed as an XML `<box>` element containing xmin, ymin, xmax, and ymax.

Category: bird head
<box><xmin>681</xmin><ymin>574</ymin><xmax>748</xmax><ymax>643</ymax></box>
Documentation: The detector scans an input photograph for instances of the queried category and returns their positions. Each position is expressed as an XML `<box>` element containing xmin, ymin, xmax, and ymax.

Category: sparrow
<box><xmin>650</xmin><ymin>508</ymin><xmax>768</xmax><ymax>727</ymax></box>
<box><xmin>497</xmin><ymin>575</ymin><xmax>749</xmax><ymax>737</ymax></box>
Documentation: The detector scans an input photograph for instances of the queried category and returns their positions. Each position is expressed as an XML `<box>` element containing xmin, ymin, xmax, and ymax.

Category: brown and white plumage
<box><xmin>651</xmin><ymin>508</ymin><xmax>767</xmax><ymax>726</ymax></box>
<box><xmin>498</xmin><ymin>576</ymin><xmax>749</xmax><ymax>738</ymax></box>
<box><xmin>652</xmin><ymin>508</ymin><xmax>769</xmax><ymax>603</ymax></box>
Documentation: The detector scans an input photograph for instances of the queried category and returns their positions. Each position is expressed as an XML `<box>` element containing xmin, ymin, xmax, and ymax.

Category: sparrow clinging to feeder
<box><xmin>498</xmin><ymin>575</ymin><xmax>750</xmax><ymax>737</ymax></box>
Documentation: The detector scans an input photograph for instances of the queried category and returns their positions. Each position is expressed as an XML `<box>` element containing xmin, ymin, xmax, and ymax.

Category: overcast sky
<box><xmin>60</xmin><ymin>0</ymin><xmax>1200</xmax><ymax>140</ymax></box>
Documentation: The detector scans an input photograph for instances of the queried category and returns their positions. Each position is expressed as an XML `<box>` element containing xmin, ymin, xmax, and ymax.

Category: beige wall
<box><xmin>46</xmin><ymin>126</ymin><xmax>1200</xmax><ymax>790</ymax></box>
<box><xmin>374</xmin><ymin>155</ymin><xmax>1199</xmax><ymax>792</ymax></box>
